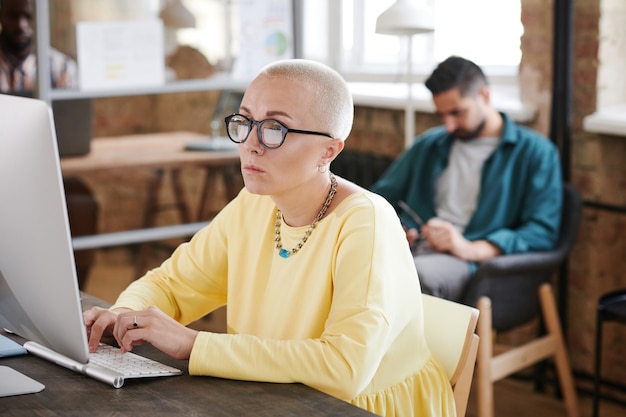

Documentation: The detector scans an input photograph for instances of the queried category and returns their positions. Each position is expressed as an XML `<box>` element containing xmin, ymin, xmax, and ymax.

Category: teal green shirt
<box><xmin>370</xmin><ymin>112</ymin><xmax>563</xmax><ymax>256</ymax></box>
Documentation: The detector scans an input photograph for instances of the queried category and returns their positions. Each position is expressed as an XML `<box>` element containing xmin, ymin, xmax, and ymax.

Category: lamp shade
<box><xmin>375</xmin><ymin>0</ymin><xmax>435</xmax><ymax>35</ymax></box>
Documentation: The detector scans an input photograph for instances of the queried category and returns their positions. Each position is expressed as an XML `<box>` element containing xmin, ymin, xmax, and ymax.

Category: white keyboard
<box><xmin>24</xmin><ymin>340</ymin><xmax>183</xmax><ymax>388</ymax></box>
<box><xmin>89</xmin><ymin>344</ymin><xmax>182</xmax><ymax>377</ymax></box>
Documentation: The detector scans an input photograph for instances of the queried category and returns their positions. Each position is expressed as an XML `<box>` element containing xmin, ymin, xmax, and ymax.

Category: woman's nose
<box><xmin>243</xmin><ymin>124</ymin><xmax>264</xmax><ymax>154</ymax></box>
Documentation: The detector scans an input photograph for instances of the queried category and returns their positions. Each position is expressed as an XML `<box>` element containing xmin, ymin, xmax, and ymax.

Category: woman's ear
<box><xmin>321</xmin><ymin>139</ymin><xmax>345</xmax><ymax>165</ymax></box>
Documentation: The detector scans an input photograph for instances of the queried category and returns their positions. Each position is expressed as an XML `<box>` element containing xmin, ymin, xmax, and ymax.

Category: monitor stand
<box><xmin>0</xmin><ymin>366</ymin><xmax>45</xmax><ymax>397</ymax></box>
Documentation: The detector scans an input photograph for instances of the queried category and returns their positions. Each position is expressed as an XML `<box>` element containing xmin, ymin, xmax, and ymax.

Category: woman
<box><xmin>84</xmin><ymin>59</ymin><xmax>455</xmax><ymax>417</ymax></box>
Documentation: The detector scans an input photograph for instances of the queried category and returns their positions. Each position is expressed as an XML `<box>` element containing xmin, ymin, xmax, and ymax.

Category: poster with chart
<box><xmin>232</xmin><ymin>0</ymin><xmax>294</xmax><ymax>80</ymax></box>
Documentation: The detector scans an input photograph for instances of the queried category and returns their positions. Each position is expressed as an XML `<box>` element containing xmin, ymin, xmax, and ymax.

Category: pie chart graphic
<box><xmin>265</xmin><ymin>31</ymin><xmax>289</xmax><ymax>57</ymax></box>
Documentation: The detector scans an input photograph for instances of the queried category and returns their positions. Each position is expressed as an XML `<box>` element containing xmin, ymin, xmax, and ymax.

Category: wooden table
<box><xmin>0</xmin><ymin>294</ymin><xmax>375</xmax><ymax>416</ymax></box>
<box><xmin>61</xmin><ymin>132</ymin><xmax>241</xmax><ymax>258</ymax></box>
<box><xmin>61</xmin><ymin>131</ymin><xmax>240</xmax><ymax>175</ymax></box>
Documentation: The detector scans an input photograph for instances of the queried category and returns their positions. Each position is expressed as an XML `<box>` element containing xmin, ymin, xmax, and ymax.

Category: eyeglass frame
<box><xmin>224</xmin><ymin>113</ymin><xmax>335</xmax><ymax>150</ymax></box>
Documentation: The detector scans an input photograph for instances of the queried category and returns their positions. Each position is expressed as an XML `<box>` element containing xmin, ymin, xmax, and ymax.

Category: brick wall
<box><xmin>513</xmin><ymin>0</ymin><xmax>626</xmax><ymax>392</ymax></box>
<box><xmin>570</xmin><ymin>0</ymin><xmax>626</xmax><ymax>391</ymax></box>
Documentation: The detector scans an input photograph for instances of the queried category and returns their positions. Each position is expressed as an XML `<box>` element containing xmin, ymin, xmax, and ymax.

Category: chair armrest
<box><xmin>476</xmin><ymin>250</ymin><xmax>564</xmax><ymax>276</ymax></box>
<box><xmin>462</xmin><ymin>251</ymin><xmax>566</xmax><ymax>331</ymax></box>
<box><xmin>460</xmin><ymin>183</ymin><xmax>583</xmax><ymax>331</ymax></box>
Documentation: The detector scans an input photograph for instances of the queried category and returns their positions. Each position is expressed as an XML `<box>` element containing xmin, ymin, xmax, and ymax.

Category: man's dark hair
<box><xmin>425</xmin><ymin>56</ymin><xmax>488</xmax><ymax>97</ymax></box>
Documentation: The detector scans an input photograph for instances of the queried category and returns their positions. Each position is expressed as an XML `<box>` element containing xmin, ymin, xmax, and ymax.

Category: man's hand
<box><xmin>403</xmin><ymin>225</ymin><xmax>420</xmax><ymax>247</ymax></box>
<box><xmin>422</xmin><ymin>218</ymin><xmax>466</xmax><ymax>255</ymax></box>
<box><xmin>422</xmin><ymin>218</ymin><xmax>501</xmax><ymax>261</ymax></box>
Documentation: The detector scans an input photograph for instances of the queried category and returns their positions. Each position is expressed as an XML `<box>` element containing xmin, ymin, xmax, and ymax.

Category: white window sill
<box><xmin>348</xmin><ymin>82</ymin><xmax>537</xmax><ymax>124</ymax></box>
<box><xmin>583</xmin><ymin>104</ymin><xmax>626</xmax><ymax>137</ymax></box>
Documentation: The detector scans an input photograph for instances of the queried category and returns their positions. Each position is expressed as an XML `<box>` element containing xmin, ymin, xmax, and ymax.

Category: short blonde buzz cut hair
<box><xmin>258</xmin><ymin>59</ymin><xmax>354</xmax><ymax>141</ymax></box>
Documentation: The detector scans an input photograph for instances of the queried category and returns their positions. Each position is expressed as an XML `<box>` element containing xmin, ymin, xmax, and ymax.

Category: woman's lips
<box><xmin>242</xmin><ymin>164</ymin><xmax>265</xmax><ymax>175</ymax></box>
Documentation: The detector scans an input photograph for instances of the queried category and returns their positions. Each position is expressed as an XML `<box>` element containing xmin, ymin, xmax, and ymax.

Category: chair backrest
<box><xmin>422</xmin><ymin>294</ymin><xmax>480</xmax><ymax>416</ymax></box>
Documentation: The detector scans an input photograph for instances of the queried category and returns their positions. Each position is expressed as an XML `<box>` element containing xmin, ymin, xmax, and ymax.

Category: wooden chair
<box><xmin>422</xmin><ymin>294</ymin><xmax>480</xmax><ymax>417</ymax></box>
<box><xmin>462</xmin><ymin>184</ymin><xmax>583</xmax><ymax>417</ymax></box>
<box><xmin>476</xmin><ymin>284</ymin><xmax>579</xmax><ymax>417</ymax></box>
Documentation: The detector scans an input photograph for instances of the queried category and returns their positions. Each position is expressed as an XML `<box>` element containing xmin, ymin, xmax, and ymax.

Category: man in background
<box><xmin>1</xmin><ymin>0</ymin><xmax>97</xmax><ymax>289</ymax></box>
<box><xmin>0</xmin><ymin>0</ymin><xmax>76</xmax><ymax>92</ymax></box>
<box><xmin>371</xmin><ymin>56</ymin><xmax>563</xmax><ymax>302</ymax></box>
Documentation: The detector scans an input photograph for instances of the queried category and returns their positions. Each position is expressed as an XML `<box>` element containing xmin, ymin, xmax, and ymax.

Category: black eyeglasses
<box><xmin>224</xmin><ymin>113</ymin><xmax>334</xmax><ymax>150</ymax></box>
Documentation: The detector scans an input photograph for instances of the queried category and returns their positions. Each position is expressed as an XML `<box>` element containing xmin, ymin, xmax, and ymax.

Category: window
<box><xmin>596</xmin><ymin>0</ymin><xmax>626</xmax><ymax>109</ymax></box>
<box><xmin>300</xmin><ymin>0</ymin><xmax>523</xmax><ymax>82</ymax></box>
<box><xmin>582</xmin><ymin>0</ymin><xmax>626</xmax><ymax>136</ymax></box>
<box><xmin>176</xmin><ymin>0</ymin><xmax>232</xmax><ymax>66</ymax></box>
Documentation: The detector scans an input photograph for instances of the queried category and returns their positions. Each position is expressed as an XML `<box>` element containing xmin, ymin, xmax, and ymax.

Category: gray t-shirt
<box><xmin>435</xmin><ymin>136</ymin><xmax>499</xmax><ymax>232</ymax></box>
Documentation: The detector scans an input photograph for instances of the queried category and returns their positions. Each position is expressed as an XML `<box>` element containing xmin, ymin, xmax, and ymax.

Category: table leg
<box><xmin>196</xmin><ymin>164</ymin><xmax>242</xmax><ymax>221</ymax></box>
<box><xmin>170</xmin><ymin>168</ymin><xmax>191</xmax><ymax>223</ymax></box>
<box><xmin>135</xmin><ymin>169</ymin><xmax>165</xmax><ymax>277</ymax></box>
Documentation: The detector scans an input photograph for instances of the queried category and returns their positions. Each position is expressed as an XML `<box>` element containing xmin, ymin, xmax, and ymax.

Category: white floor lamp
<box><xmin>376</xmin><ymin>0</ymin><xmax>435</xmax><ymax>148</ymax></box>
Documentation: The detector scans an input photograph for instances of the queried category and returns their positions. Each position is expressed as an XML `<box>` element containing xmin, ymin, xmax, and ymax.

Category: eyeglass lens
<box><xmin>226</xmin><ymin>115</ymin><xmax>285</xmax><ymax>148</ymax></box>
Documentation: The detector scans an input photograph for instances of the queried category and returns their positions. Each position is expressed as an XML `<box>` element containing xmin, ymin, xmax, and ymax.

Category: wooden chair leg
<box><xmin>454</xmin><ymin>334</ymin><xmax>479</xmax><ymax>417</ymax></box>
<box><xmin>538</xmin><ymin>284</ymin><xmax>580</xmax><ymax>417</ymax></box>
<box><xmin>476</xmin><ymin>296</ymin><xmax>494</xmax><ymax>417</ymax></box>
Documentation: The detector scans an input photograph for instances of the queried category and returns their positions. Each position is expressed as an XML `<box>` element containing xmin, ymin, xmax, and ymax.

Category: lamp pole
<box><xmin>405</xmin><ymin>34</ymin><xmax>415</xmax><ymax>148</ymax></box>
<box><xmin>375</xmin><ymin>0</ymin><xmax>435</xmax><ymax>147</ymax></box>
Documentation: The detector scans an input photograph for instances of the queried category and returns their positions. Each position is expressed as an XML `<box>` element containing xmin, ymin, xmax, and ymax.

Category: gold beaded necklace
<box><xmin>274</xmin><ymin>173</ymin><xmax>338</xmax><ymax>259</ymax></box>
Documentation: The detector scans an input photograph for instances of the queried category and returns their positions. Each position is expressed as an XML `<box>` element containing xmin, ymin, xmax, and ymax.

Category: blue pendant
<box><xmin>279</xmin><ymin>249</ymin><xmax>291</xmax><ymax>258</ymax></box>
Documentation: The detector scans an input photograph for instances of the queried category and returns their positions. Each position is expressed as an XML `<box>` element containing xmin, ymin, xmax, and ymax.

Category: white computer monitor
<box><xmin>0</xmin><ymin>94</ymin><xmax>89</xmax><ymax>364</ymax></box>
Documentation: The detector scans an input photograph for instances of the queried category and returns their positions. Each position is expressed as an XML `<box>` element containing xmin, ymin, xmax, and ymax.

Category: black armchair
<box><xmin>462</xmin><ymin>183</ymin><xmax>583</xmax><ymax>417</ymax></box>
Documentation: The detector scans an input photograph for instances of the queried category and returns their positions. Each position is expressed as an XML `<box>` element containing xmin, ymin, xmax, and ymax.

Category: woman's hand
<box><xmin>113</xmin><ymin>306</ymin><xmax>199</xmax><ymax>360</ymax></box>
<box><xmin>83</xmin><ymin>305</ymin><xmax>199</xmax><ymax>360</ymax></box>
<box><xmin>83</xmin><ymin>306</ymin><xmax>131</xmax><ymax>353</ymax></box>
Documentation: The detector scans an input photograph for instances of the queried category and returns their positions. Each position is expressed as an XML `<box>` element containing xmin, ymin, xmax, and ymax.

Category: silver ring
<box><xmin>133</xmin><ymin>316</ymin><xmax>138</xmax><ymax>328</ymax></box>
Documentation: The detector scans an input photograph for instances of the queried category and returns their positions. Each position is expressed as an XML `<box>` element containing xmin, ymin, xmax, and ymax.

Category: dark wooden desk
<box><xmin>0</xmin><ymin>294</ymin><xmax>375</xmax><ymax>416</ymax></box>
<box><xmin>0</xmin><ymin>346</ymin><xmax>373</xmax><ymax>416</ymax></box>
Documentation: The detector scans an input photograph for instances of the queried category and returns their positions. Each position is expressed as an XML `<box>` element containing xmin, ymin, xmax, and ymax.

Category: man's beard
<box><xmin>0</xmin><ymin>32</ymin><xmax>33</xmax><ymax>57</ymax></box>
<box><xmin>453</xmin><ymin>117</ymin><xmax>486</xmax><ymax>140</ymax></box>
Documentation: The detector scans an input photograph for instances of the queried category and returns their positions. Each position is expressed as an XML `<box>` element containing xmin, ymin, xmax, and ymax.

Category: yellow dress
<box><xmin>113</xmin><ymin>188</ymin><xmax>456</xmax><ymax>417</ymax></box>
